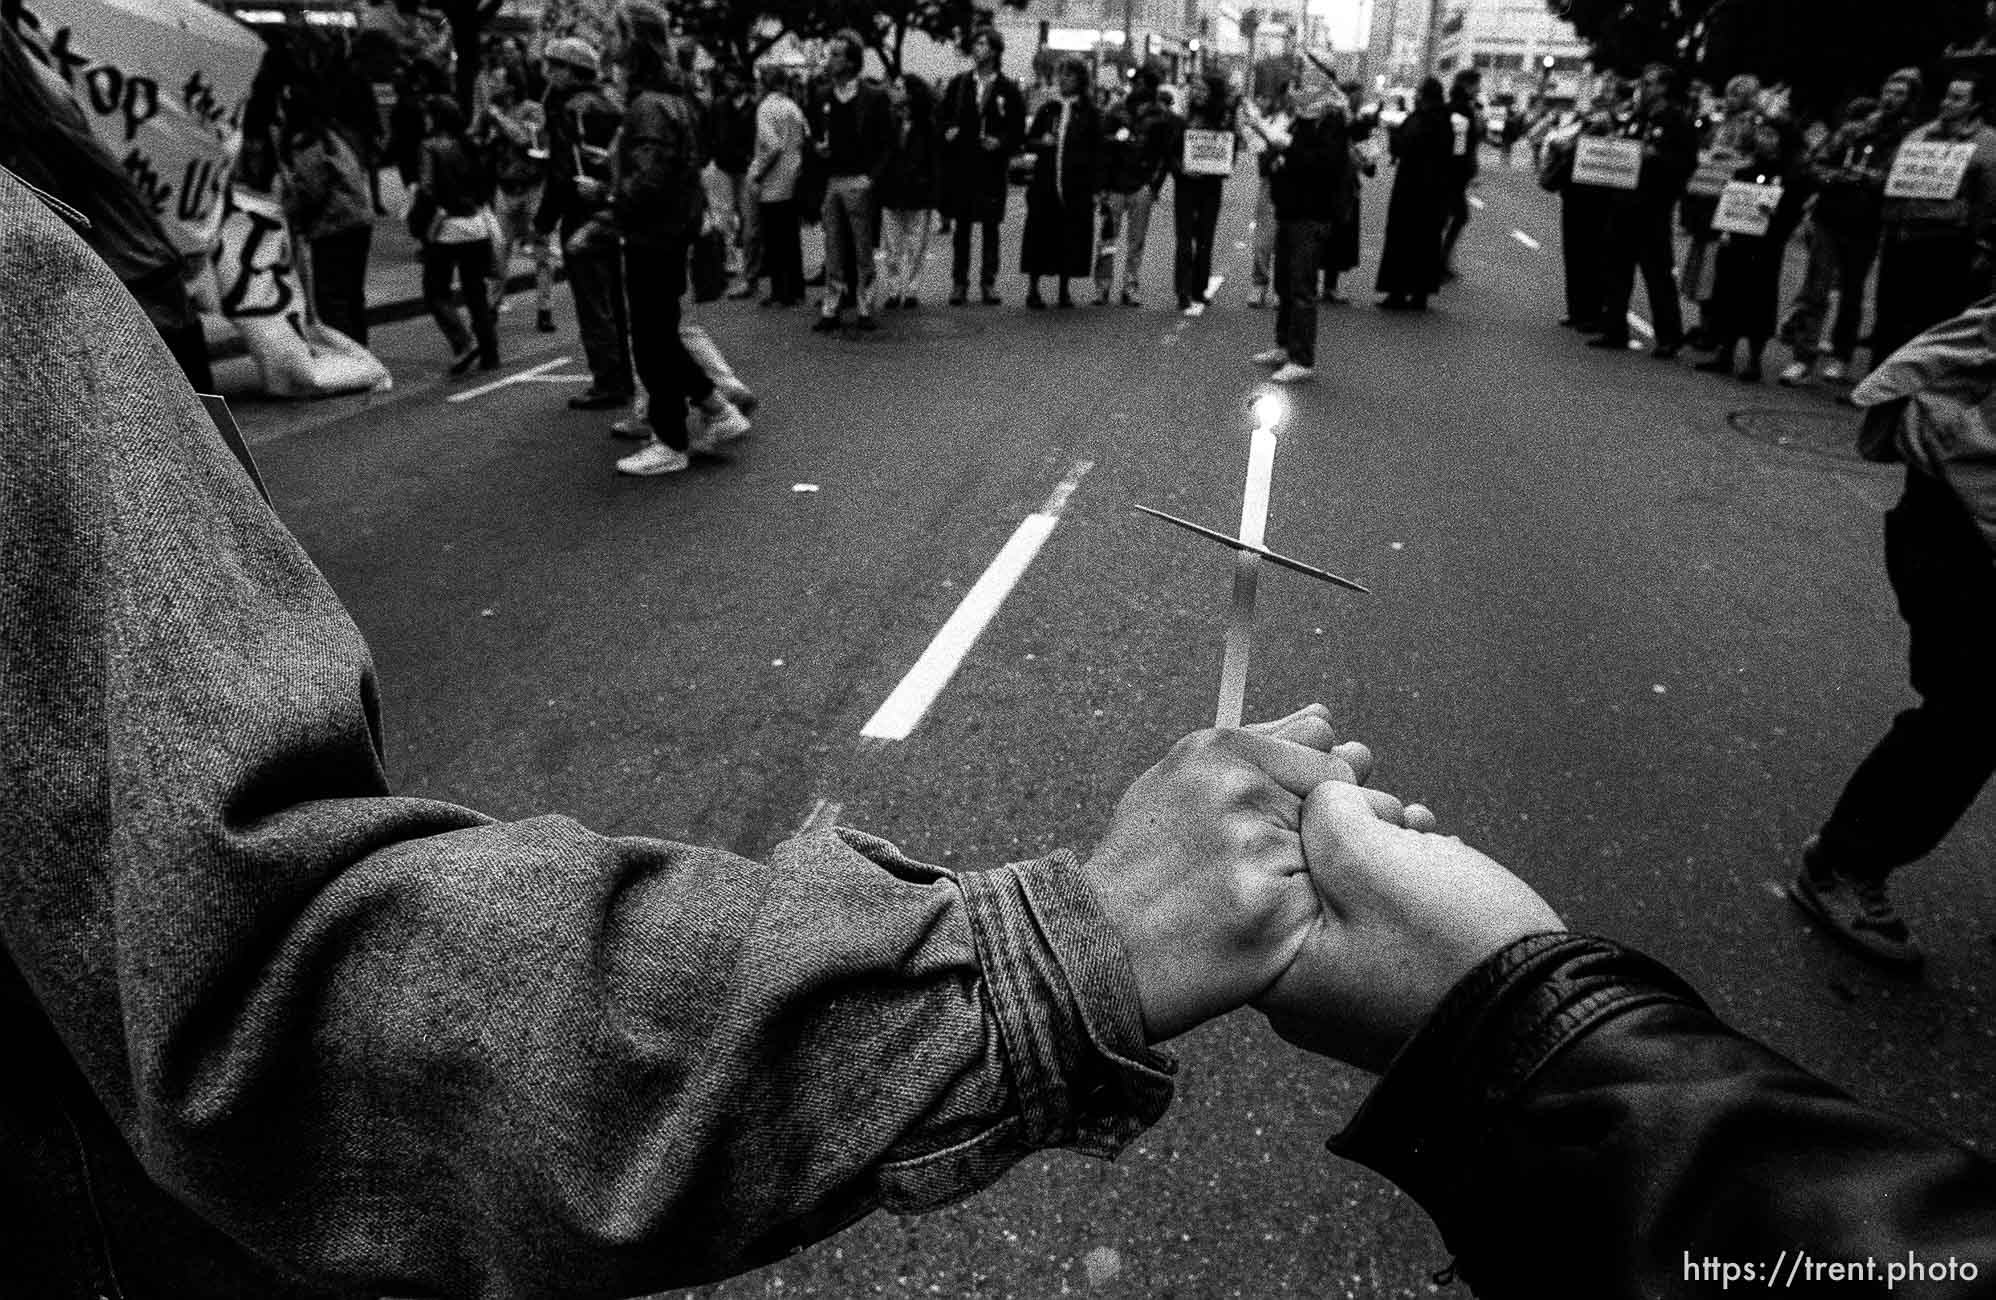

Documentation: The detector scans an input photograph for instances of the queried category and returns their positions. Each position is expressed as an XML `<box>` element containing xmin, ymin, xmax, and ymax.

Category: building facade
<box><xmin>1430</xmin><ymin>0</ymin><xmax>1592</xmax><ymax>103</ymax></box>
<box><xmin>1363</xmin><ymin>0</ymin><xmax>1439</xmax><ymax>95</ymax></box>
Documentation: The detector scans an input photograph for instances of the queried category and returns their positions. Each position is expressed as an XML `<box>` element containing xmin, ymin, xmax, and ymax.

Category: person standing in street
<box><xmin>1439</xmin><ymin>69</ymin><xmax>1483</xmax><ymax>281</ymax></box>
<box><xmin>1092</xmin><ymin>81</ymin><xmax>1149</xmax><ymax>305</ymax></box>
<box><xmin>1167</xmin><ymin>74</ymin><xmax>1235</xmax><ymax>317</ymax></box>
<box><xmin>940</xmin><ymin>28</ymin><xmax>1026</xmax><ymax>306</ymax></box>
<box><xmin>1868</xmin><ymin>74</ymin><xmax>1996</xmax><ymax>370</ymax></box>
<box><xmin>473</xmin><ymin>73</ymin><xmax>555</xmax><ymax>332</ymax></box>
<box><xmin>536</xmin><ymin>38</ymin><xmax>634</xmax><ymax>411</ymax></box>
<box><xmin>1244</xmin><ymin>80</ymin><xmax>1296</xmax><ymax>309</ymax></box>
<box><xmin>877</xmin><ymin>73</ymin><xmax>941</xmax><ymax>310</ymax></box>
<box><xmin>1585</xmin><ymin>62</ymin><xmax>1696</xmax><ymax>358</ymax></box>
<box><xmin>413</xmin><ymin>96</ymin><xmax>499</xmax><ymax>376</ymax></box>
<box><xmin>1020</xmin><ymin>57</ymin><xmax>1102</xmax><ymax>311</ymax></box>
<box><xmin>279</xmin><ymin>107</ymin><xmax>376</xmax><ymax>348</ymax></box>
<box><xmin>1681</xmin><ymin>75</ymin><xmax>1764</xmax><ymax>350</ymax></box>
<box><xmin>1540</xmin><ymin>90</ymin><xmax>1613</xmax><ymax>331</ymax></box>
<box><xmin>1777</xmin><ymin>75</ymin><xmax>1918</xmax><ymax>387</ymax></box>
<box><xmin>609</xmin><ymin>4</ymin><xmax>750</xmax><ymax>477</ymax></box>
<box><xmin>807</xmin><ymin>31</ymin><xmax>894</xmax><ymax>334</ymax></box>
<box><xmin>1690</xmin><ymin>113</ymin><xmax>1810</xmax><ymax>383</ymax></box>
<box><xmin>1247</xmin><ymin>80</ymin><xmax>1349</xmax><ymax>383</ymax></box>
<box><xmin>708</xmin><ymin>65</ymin><xmax>760</xmax><ymax>299</ymax></box>
<box><xmin>750</xmin><ymin>64</ymin><xmax>809</xmax><ymax>308</ymax></box>
<box><xmin>1374</xmin><ymin>77</ymin><xmax>1452</xmax><ymax>312</ymax></box>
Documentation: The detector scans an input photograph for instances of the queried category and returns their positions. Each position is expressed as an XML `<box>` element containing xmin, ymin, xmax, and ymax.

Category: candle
<box><xmin>1215</xmin><ymin>409</ymin><xmax>1280</xmax><ymax>729</ymax></box>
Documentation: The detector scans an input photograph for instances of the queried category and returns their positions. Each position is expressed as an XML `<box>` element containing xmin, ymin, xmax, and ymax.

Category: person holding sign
<box><xmin>1584</xmin><ymin>63</ymin><xmax>1696</xmax><ymax>358</ymax></box>
<box><xmin>1871</xmin><ymin>75</ymin><xmax>1996</xmax><ymax>368</ymax></box>
<box><xmin>1692</xmin><ymin>114</ymin><xmax>1810</xmax><ymax>382</ymax></box>
<box><xmin>1165</xmin><ymin>74</ymin><xmax>1237</xmax><ymax>316</ymax></box>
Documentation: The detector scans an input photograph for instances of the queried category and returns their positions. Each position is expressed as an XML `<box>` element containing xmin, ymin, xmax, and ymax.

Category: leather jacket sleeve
<box><xmin>1332</xmin><ymin>934</ymin><xmax>1996</xmax><ymax>1298</ymax></box>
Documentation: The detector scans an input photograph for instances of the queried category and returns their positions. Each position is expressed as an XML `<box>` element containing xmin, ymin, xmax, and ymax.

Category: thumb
<box><xmin>1302</xmin><ymin>779</ymin><xmax>1413</xmax><ymax>869</ymax></box>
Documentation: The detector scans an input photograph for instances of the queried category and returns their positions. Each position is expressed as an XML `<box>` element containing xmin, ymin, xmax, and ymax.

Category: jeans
<box><xmin>1093</xmin><ymin>188</ymin><xmax>1156</xmax><ymax>295</ymax></box>
<box><xmin>624</xmin><ymin>239</ymin><xmax>714</xmax><ymax>451</ymax></box>
<box><xmin>1818</xmin><ymin>469</ymin><xmax>1996</xmax><ymax>878</ymax></box>
<box><xmin>489</xmin><ymin>185</ymin><xmax>552</xmax><ymax>314</ymax></box>
<box><xmin>878</xmin><ymin>208</ymin><xmax>931</xmax><ymax>302</ymax></box>
<box><xmin>1599</xmin><ymin>203</ymin><xmax>1683</xmax><ymax>347</ymax></box>
<box><xmin>822</xmin><ymin>174</ymin><xmax>878</xmax><ymax>315</ymax></box>
<box><xmin>421</xmin><ymin>238</ymin><xmax>497</xmax><ymax>365</ymax></box>
<box><xmin>1778</xmin><ymin>216</ymin><xmax>1878</xmax><ymax>363</ymax></box>
<box><xmin>1173</xmin><ymin>175</ymin><xmax>1223</xmax><ymax>304</ymax></box>
<box><xmin>1273</xmin><ymin>218</ymin><xmax>1330</xmax><ymax>368</ymax></box>
<box><xmin>1250</xmin><ymin>177</ymin><xmax>1276</xmax><ymax>289</ymax></box>
<box><xmin>759</xmin><ymin>198</ymin><xmax>804</xmax><ymax>303</ymax></box>
<box><xmin>563</xmin><ymin>223</ymin><xmax>633</xmax><ymax>395</ymax></box>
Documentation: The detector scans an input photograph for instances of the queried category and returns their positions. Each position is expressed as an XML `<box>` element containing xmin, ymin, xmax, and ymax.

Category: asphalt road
<box><xmin>235</xmin><ymin>161</ymin><xmax>1996</xmax><ymax>1298</ymax></box>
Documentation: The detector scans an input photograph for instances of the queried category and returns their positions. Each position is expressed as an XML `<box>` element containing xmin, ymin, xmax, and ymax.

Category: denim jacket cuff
<box><xmin>959</xmin><ymin>852</ymin><xmax>1177</xmax><ymax>1159</ymax></box>
<box><xmin>1327</xmin><ymin>933</ymin><xmax>1704</xmax><ymax>1222</ymax></box>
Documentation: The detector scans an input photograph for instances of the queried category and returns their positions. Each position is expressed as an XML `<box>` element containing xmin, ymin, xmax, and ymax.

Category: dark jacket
<box><xmin>537</xmin><ymin>81</ymin><xmax>623</xmax><ymax>238</ymax></box>
<box><xmin>939</xmin><ymin>68</ymin><xmax>1026</xmax><ymax>211</ymax></box>
<box><xmin>1335</xmin><ymin>933</ymin><xmax>1996</xmax><ymax>1298</ymax></box>
<box><xmin>1131</xmin><ymin>94</ymin><xmax>1178</xmax><ymax>193</ymax></box>
<box><xmin>1607</xmin><ymin>96</ymin><xmax>1697</xmax><ymax>208</ymax></box>
<box><xmin>877</xmin><ymin>100</ymin><xmax>940</xmax><ymax>211</ymax></box>
<box><xmin>614</xmin><ymin>85</ymin><xmax>707</xmax><ymax>248</ymax></box>
<box><xmin>806</xmin><ymin>80</ymin><xmax>894</xmax><ymax>184</ymax></box>
<box><xmin>1099</xmin><ymin>101</ymin><xmax>1148</xmax><ymax>195</ymax></box>
<box><xmin>708</xmin><ymin>92</ymin><xmax>757</xmax><ymax>174</ymax></box>
<box><xmin>420</xmin><ymin>134</ymin><xmax>492</xmax><ymax>220</ymax></box>
<box><xmin>1810</xmin><ymin>109</ymin><xmax>1917</xmax><ymax>233</ymax></box>
<box><xmin>1268</xmin><ymin>112</ymin><xmax>1350</xmax><ymax>222</ymax></box>
<box><xmin>1024</xmin><ymin>96</ymin><xmax>1103</xmax><ymax>208</ymax></box>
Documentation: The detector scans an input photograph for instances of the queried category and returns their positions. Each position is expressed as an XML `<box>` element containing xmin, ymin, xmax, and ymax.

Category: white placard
<box><xmin>1450</xmin><ymin>111</ymin><xmax>1471</xmax><ymax>157</ymax></box>
<box><xmin>1686</xmin><ymin>148</ymin><xmax>1740</xmax><ymax>198</ymax></box>
<box><xmin>1572</xmin><ymin>136</ymin><xmax>1643</xmax><ymax>191</ymax></box>
<box><xmin>1182</xmin><ymin>128</ymin><xmax>1236</xmax><ymax>176</ymax></box>
<box><xmin>1712</xmin><ymin>180</ymin><xmax>1783</xmax><ymax>236</ymax></box>
<box><xmin>6</xmin><ymin>0</ymin><xmax>265</xmax><ymax>258</ymax></box>
<box><xmin>1885</xmin><ymin>140</ymin><xmax>1977</xmax><ymax>200</ymax></box>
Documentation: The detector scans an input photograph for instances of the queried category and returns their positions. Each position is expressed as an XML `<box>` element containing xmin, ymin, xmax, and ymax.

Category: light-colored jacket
<box><xmin>750</xmin><ymin>91</ymin><xmax>806</xmax><ymax>202</ymax></box>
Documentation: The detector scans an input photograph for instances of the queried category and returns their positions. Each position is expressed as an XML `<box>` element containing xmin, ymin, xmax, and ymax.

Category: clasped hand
<box><xmin>1083</xmin><ymin>705</ymin><xmax>1561</xmax><ymax>1069</ymax></box>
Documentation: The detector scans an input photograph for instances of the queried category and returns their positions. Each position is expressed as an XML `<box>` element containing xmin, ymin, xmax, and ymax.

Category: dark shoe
<box><xmin>536</xmin><ymin>309</ymin><xmax>557</xmax><ymax>333</ymax></box>
<box><xmin>448</xmin><ymin>341</ymin><xmax>479</xmax><ymax>376</ymax></box>
<box><xmin>1739</xmin><ymin>362</ymin><xmax>1764</xmax><ymax>383</ymax></box>
<box><xmin>1096</xmin><ymin>289</ymin><xmax>1112</xmax><ymax>306</ymax></box>
<box><xmin>1056</xmin><ymin>290</ymin><xmax>1074</xmax><ymax>309</ymax></box>
<box><xmin>980</xmin><ymin>288</ymin><xmax>1002</xmax><ymax>306</ymax></box>
<box><xmin>903</xmin><ymin>294</ymin><xmax>919</xmax><ymax>310</ymax></box>
<box><xmin>568</xmin><ymin>388</ymin><xmax>633</xmax><ymax>410</ymax></box>
<box><xmin>804</xmin><ymin>268</ymin><xmax>826</xmax><ymax>287</ymax></box>
<box><xmin>1585</xmin><ymin>334</ymin><xmax>1631</xmax><ymax>350</ymax></box>
<box><xmin>1119</xmin><ymin>290</ymin><xmax>1140</xmax><ymax>307</ymax></box>
<box><xmin>727</xmin><ymin>284</ymin><xmax>757</xmax><ymax>300</ymax></box>
<box><xmin>811</xmin><ymin>313</ymin><xmax>841</xmax><ymax>333</ymax></box>
<box><xmin>853</xmin><ymin>313</ymin><xmax>878</xmax><ymax>332</ymax></box>
<box><xmin>1684</xmin><ymin>327</ymin><xmax>1715</xmax><ymax>350</ymax></box>
<box><xmin>948</xmin><ymin>286</ymin><xmax>968</xmax><ymax>306</ymax></box>
<box><xmin>1025</xmin><ymin>290</ymin><xmax>1046</xmax><ymax>310</ymax></box>
<box><xmin>1693</xmin><ymin>353</ymin><xmax>1734</xmax><ymax>374</ymax></box>
<box><xmin>1650</xmin><ymin>343</ymin><xmax>1680</xmax><ymax>361</ymax></box>
<box><xmin>1789</xmin><ymin>837</ymin><xmax>1924</xmax><ymax>970</ymax></box>
<box><xmin>476</xmin><ymin>356</ymin><xmax>501</xmax><ymax>372</ymax></box>
<box><xmin>1558</xmin><ymin>315</ymin><xmax>1598</xmax><ymax>330</ymax></box>
<box><xmin>1322</xmin><ymin>292</ymin><xmax>1350</xmax><ymax>305</ymax></box>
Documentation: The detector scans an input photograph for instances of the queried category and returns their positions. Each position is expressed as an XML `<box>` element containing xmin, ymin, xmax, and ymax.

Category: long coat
<box><xmin>1375</xmin><ymin>103</ymin><xmax>1453</xmax><ymax>297</ymax></box>
<box><xmin>939</xmin><ymin>69</ymin><xmax>1026</xmax><ymax>222</ymax></box>
<box><xmin>1020</xmin><ymin>97</ymin><xmax>1101</xmax><ymax>277</ymax></box>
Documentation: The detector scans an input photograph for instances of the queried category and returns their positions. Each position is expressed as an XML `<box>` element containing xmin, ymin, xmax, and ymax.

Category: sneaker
<box><xmin>1251</xmin><ymin>347</ymin><xmax>1289</xmax><ymax>367</ymax></box>
<box><xmin>1778</xmin><ymin>360</ymin><xmax>1812</xmax><ymax>387</ymax></box>
<box><xmin>1182</xmin><ymin>300</ymin><xmax>1207</xmax><ymax>318</ymax></box>
<box><xmin>1119</xmin><ymin>290</ymin><xmax>1140</xmax><ymax>307</ymax></box>
<box><xmin>615</xmin><ymin>438</ymin><xmax>690</xmax><ymax>477</ymax></box>
<box><xmin>853</xmin><ymin>313</ymin><xmax>878</xmax><ymax>332</ymax></box>
<box><xmin>1270</xmin><ymin>362</ymin><xmax>1315</xmax><ymax>384</ymax></box>
<box><xmin>718</xmin><ymin>382</ymin><xmax>758</xmax><ymax>416</ymax></box>
<box><xmin>1788</xmin><ymin>837</ymin><xmax>1924</xmax><ymax>969</ymax></box>
<box><xmin>1820</xmin><ymin>358</ymin><xmax>1849</xmax><ymax>383</ymax></box>
<box><xmin>536</xmin><ymin>309</ymin><xmax>557</xmax><ymax>333</ymax></box>
<box><xmin>610</xmin><ymin>415</ymin><xmax>650</xmax><ymax>441</ymax></box>
<box><xmin>698</xmin><ymin>396</ymin><xmax>752</xmax><ymax>444</ymax></box>
<box><xmin>948</xmin><ymin>286</ymin><xmax>968</xmax><ymax>306</ymax></box>
<box><xmin>569</xmin><ymin>388</ymin><xmax>633</xmax><ymax>411</ymax></box>
<box><xmin>495</xmin><ymin>296</ymin><xmax>514</xmax><ymax>314</ymax></box>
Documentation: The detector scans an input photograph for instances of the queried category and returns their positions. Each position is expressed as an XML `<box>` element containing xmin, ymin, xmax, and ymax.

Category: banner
<box><xmin>5</xmin><ymin>0</ymin><xmax>264</xmax><ymax>257</ymax></box>
<box><xmin>1712</xmin><ymin>180</ymin><xmax>1782</xmax><ymax>237</ymax></box>
<box><xmin>1181</xmin><ymin>128</ymin><xmax>1236</xmax><ymax>177</ymax></box>
<box><xmin>1572</xmin><ymin>136</ymin><xmax>1642</xmax><ymax>191</ymax></box>
<box><xmin>1885</xmin><ymin>140</ymin><xmax>1977</xmax><ymax>200</ymax></box>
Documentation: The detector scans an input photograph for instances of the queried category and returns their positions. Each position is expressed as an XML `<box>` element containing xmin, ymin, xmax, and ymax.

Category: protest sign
<box><xmin>1884</xmin><ymin>140</ymin><xmax>1977</xmax><ymax>200</ymax></box>
<box><xmin>1712</xmin><ymin>180</ymin><xmax>1783</xmax><ymax>236</ymax></box>
<box><xmin>5</xmin><ymin>0</ymin><xmax>263</xmax><ymax>257</ymax></box>
<box><xmin>1572</xmin><ymin>136</ymin><xmax>1642</xmax><ymax>190</ymax></box>
<box><xmin>1686</xmin><ymin>149</ymin><xmax>1740</xmax><ymax>198</ymax></box>
<box><xmin>1182</xmin><ymin>128</ymin><xmax>1236</xmax><ymax>176</ymax></box>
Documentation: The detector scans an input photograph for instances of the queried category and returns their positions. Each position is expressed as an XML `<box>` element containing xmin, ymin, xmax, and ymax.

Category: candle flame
<box><xmin>1252</xmin><ymin>392</ymin><xmax>1287</xmax><ymax>435</ymax></box>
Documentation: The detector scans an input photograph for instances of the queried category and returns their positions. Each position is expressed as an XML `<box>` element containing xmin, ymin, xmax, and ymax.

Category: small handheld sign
<box><xmin>1712</xmin><ymin>180</ymin><xmax>1783</xmax><ymax>236</ymax></box>
<box><xmin>1885</xmin><ymin>141</ymin><xmax>1976</xmax><ymax>200</ymax></box>
<box><xmin>1686</xmin><ymin>148</ymin><xmax>1740</xmax><ymax>198</ymax></box>
<box><xmin>1182</xmin><ymin>128</ymin><xmax>1237</xmax><ymax>176</ymax></box>
<box><xmin>1573</xmin><ymin>136</ymin><xmax>1643</xmax><ymax>191</ymax></box>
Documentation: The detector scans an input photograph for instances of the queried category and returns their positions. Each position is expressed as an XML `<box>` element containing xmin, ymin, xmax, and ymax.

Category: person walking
<box><xmin>1167</xmin><ymin>74</ymin><xmax>1235</xmax><ymax>317</ymax></box>
<box><xmin>1869</xmin><ymin>74</ymin><xmax>1996</xmax><ymax>370</ymax></box>
<box><xmin>1091</xmin><ymin>82</ymin><xmax>1149</xmax><ymax>305</ymax></box>
<box><xmin>279</xmin><ymin>107</ymin><xmax>375</xmax><ymax>348</ymax></box>
<box><xmin>1020</xmin><ymin>58</ymin><xmax>1102</xmax><ymax>311</ymax></box>
<box><xmin>940</xmin><ymin>28</ymin><xmax>1026</xmax><ymax>306</ymax></box>
<box><xmin>413</xmin><ymin>95</ymin><xmax>499</xmax><ymax>375</ymax></box>
<box><xmin>1248</xmin><ymin>80</ymin><xmax>1349</xmax><ymax>383</ymax></box>
<box><xmin>473</xmin><ymin>73</ymin><xmax>555</xmax><ymax>331</ymax></box>
<box><xmin>609</xmin><ymin>4</ymin><xmax>750</xmax><ymax>477</ymax></box>
<box><xmin>536</xmin><ymin>38</ymin><xmax>634</xmax><ymax>411</ymax></box>
<box><xmin>1374</xmin><ymin>77</ymin><xmax>1451</xmax><ymax>312</ymax></box>
<box><xmin>707</xmin><ymin>65</ymin><xmax>759</xmax><ymax>298</ymax></box>
<box><xmin>877</xmin><ymin>73</ymin><xmax>941</xmax><ymax>310</ymax></box>
<box><xmin>1439</xmin><ymin>69</ymin><xmax>1483</xmax><ymax>280</ymax></box>
<box><xmin>749</xmin><ymin>64</ymin><xmax>808</xmax><ymax>308</ymax></box>
<box><xmin>1691</xmin><ymin>113</ymin><xmax>1810</xmax><ymax>382</ymax></box>
<box><xmin>1777</xmin><ymin>74</ymin><xmax>1919</xmax><ymax>386</ymax></box>
<box><xmin>1586</xmin><ymin>63</ymin><xmax>1697</xmax><ymax>357</ymax></box>
<box><xmin>806</xmin><ymin>31</ymin><xmax>893</xmax><ymax>333</ymax></box>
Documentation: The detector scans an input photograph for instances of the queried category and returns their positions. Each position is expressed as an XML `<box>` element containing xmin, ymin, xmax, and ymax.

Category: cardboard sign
<box><xmin>1712</xmin><ymin>180</ymin><xmax>1783</xmax><ymax>236</ymax></box>
<box><xmin>1686</xmin><ymin>149</ymin><xmax>1741</xmax><ymax>198</ymax></box>
<box><xmin>6</xmin><ymin>0</ymin><xmax>264</xmax><ymax>258</ymax></box>
<box><xmin>1885</xmin><ymin>140</ymin><xmax>1977</xmax><ymax>200</ymax></box>
<box><xmin>1182</xmin><ymin>128</ymin><xmax>1236</xmax><ymax>176</ymax></box>
<box><xmin>1572</xmin><ymin>136</ymin><xmax>1643</xmax><ymax>190</ymax></box>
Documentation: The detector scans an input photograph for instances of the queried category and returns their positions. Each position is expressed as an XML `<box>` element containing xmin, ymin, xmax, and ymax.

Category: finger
<box><xmin>1301</xmin><ymin>779</ymin><xmax>1413</xmax><ymax>866</ymax></box>
<box><xmin>1332</xmin><ymin>740</ymin><xmax>1374</xmax><ymax>786</ymax></box>
<box><xmin>1403</xmin><ymin>802</ymin><xmax>1438</xmax><ymax>833</ymax></box>
<box><xmin>1356</xmin><ymin>785</ymin><xmax>1406</xmax><ymax>826</ymax></box>
<box><xmin>1225</xmin><ymin>729</ymin><xmax>1359</xmax><ymax>798</ymax></box>
<box><xmin>1243</xmin><ymin>702</ymin><xmax>1331</xmax><ymax>739</ymax></box>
